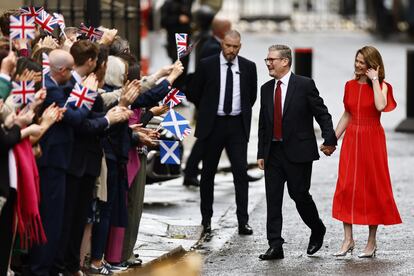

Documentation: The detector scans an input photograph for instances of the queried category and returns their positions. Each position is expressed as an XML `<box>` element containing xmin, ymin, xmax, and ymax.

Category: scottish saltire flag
<box><xmin>162</xmin><ymin>88</ymin><xmax>186</xmax><ymax>108</ymax></box>
<box><xmin>65</xmin><ymin>83</ymin><xmax>98</xmax><ymax>110</ymax></box>
<box><xmin>20</xmin><ymin>6</ymin><xmax>44</xmax><ymax>18</ymax></box>
<box><xmin>35</xmin><ymin>10</ymin><xmax>58</xmax><ymax>34</ymax></box>
<box><xmin>53</xmin><ymin>13</ymin><xmax>66</xmax><ymax>34</ymax></box>
<box><xmin>160</xmin><ymin>109</ymin><xmax>191</xmax><ymax>140</ymax></box>
<box><xmin>11</xmin><ymin>81</ymin><xmax>36</xmax><ymax>105</ymax></box>
<box><xmin>42</xmin><ymin>53</ymin><xmax>50</xmax><ymax>75</ymax></box>
<box><xmin>175</xmin><ymin>33</ymin><xmax>188</xmax><ymax>59</ymax></box>
<box><xmin>9</xmin><ymin>15</ymin><xmax>36</xmax><ymax>40</ymax></box>
<box><xmin>79</xmin><ymin>23</ymin><xmax>103</xmax><ymax>42</ymax></box>
<box><xmin>159</xmin><ymin>140</ymin><xmax>181</xmax><ymax>164</ymax></box>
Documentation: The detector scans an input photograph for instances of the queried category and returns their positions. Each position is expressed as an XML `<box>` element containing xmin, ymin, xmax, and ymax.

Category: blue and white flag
<box><xmin>160</xmin><ymin>109</ymin><xmax>191</xmax><ymax>140</ymax></box>
<box><xmin>159</xmin><ymin>140</ymin><xmax>181</xmax><ymax>165</ymax></box>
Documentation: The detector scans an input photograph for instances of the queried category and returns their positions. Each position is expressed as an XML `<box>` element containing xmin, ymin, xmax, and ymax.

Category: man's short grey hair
<box><xmin>269</xmin><ymin>45</ymin><xmax>292</xmax><ymax>66</ymax></box>
<box><xmin>224</xmin><ymin>29</ymin><xmax>241</xmax><ymax>40</ymax></box>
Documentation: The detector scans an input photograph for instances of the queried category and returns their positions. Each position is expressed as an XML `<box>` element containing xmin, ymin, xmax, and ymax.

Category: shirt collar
<box><xmin>276</xmin><ymin>70</ymin><xmax>292</xmax><ymax>85</ymax></box>
<box><xmin>220</xmin><ymin>52</ymin><xmax>238</xmax><ymax>66</ymax></box>
<box><xmin>71</xmin><ymin>70</ymin><xmax>83</xmax><ymax>84</ymax></box>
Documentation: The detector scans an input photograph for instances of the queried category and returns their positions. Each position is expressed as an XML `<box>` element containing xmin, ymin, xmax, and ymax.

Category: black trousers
<box><xmin>29</xmin><ymin>167</ymin><xmax>66</xmax><ymax>276</ymax></box>
<box><xmin>53</xmin><ymin>173</ymin><xmax>95</xmax><ymax>273</ymax></box>
<box><xmin>0</xmin><ymin>189</ymin><xmax>16</xmax><ymax>276</ymax></box>
<box><xmin>200</xmin><ymin>115</ymin><xmax>249</xmax><ymax>225</ymax></box>
<box><xmin>265</xmin><ymin>142</ymin><xmax>323</xmax><ymax>248</ymax></box>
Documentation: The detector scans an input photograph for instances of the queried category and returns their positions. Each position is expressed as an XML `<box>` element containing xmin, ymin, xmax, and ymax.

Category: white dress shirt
<box><xmin>217</xmin><ymin>52</ymin><xmax>241</xmax><ymax>116</ymax></box>
<box><xmin>273</xmin><ymin>70</ymin><xmax>292</xmax><ymax>113</ymax></box>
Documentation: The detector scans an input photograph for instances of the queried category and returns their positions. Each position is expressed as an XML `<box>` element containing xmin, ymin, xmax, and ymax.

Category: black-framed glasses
<box><xmin>264</xmin><ymin>57</ymin><xmax>284</xmax><ymax>63</ymax></box>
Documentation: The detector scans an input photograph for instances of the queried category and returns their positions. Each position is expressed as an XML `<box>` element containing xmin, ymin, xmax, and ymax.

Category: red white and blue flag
<box><xmin>159</xmin><ymin>140</ymin><xmax>181</xmax><ymax>165</ymax></box>
<box><xmin>160</xmin><ymin>109</ymin><xmax>191</xmax><ymax>140</ymax></box>
<box><xmin>35</xmin><ymin>10</ymin><xmax>58</xmax><ymax>34</ymax></box>
<box><xmin>53</xmin><ymin>12</ymin><xmax>66</xmax><ymax>34</ymax></box>
<box><xmin>20</xmin><ymin>6</ymin><xmax>44</xmax><ymax>18</ymax></box>
<box><xmin>175</xmin><ymin>33</ymin><xmax>188</xmax><ymax>59</ymax></box>
<box><xmin>9</xmin><ymin>15</ymin><xmax>36</xmax><ymax>40</ymax></box>
<box><xmin>42</xmin><ymin>53</ymin><xmax>50</xmax><ymax>75</ymax></box>
<box><xmin>65</xmin><ymin>83</ymin><xmax>98</xmax><ymax>110</ymax></box>
<box><xmin>11</xmin><ymin>81</ymin><xmax>36</xmax><ymax>106</ymax></box>
<box><xmin>79</xmin><ymin>23</ymin><xmax>103</xmax><ymax>42</ymax></box>
<box><xmin>162</xmin><ymin>88</ymin><xmax>186</xmax><ymax>108</ymax></box>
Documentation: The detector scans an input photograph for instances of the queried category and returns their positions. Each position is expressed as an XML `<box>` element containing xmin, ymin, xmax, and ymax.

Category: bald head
<box><xmin>211</xmin><ymin>17</ymin><xmax>231</xmax><ymax>40</ymax></box>
<box><xmin>49</xmin><ymin>49</ymin><xmax>74</xmax><ymax>83</ymax></box>
<box><xmin>49</xmin><ymin>49</ymin><xmax>74</xmax><ymax>71</ymax></box>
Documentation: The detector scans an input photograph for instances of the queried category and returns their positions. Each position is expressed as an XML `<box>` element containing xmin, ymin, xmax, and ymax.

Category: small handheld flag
<box><xmin>79</xmin><ymin>23</ymin><xmax>103</xmax><ymax>42</ymax></box>
<box><xmin>11</xmin><ymin>81</ymin><xmax>36</xmax><ymax>106</ymax></box>
<box><xmin>65</xmin><ymin>83</ymin><xmax>98</xmax><ymax>110</ymax></box>
<box><xmin>9</xmin><ymin>15</ymin><xmax>36</xmax><ymax>40</ymax></box>
<box><xmin>175</xmin><ymin>33</ymin><xmax>188</xmax><ymax>59</ymax></box>
<box><xmin>160</xmin><ymin>109</ymin><xmax>191</xmax><ymax>140</ymax></box>
<box><xmin>159</xmin><ymin>140</ymin><xmax>181</xmax><ymax>164</ymax></box>
<box><xmin>162</xmin><ymin>88</ymin><xmax>186</xmax><ymax>108</ymax></box>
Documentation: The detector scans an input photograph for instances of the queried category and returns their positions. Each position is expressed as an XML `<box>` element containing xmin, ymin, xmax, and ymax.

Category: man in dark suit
<box><xmin>257</xmin><ymin>45</ymin><xmax>336</xmax><ymax>260</ymax></box>
<box><xmin>188</xmin><ymin>30</ymin><xmax>257</xmax><ymax>235</ymax></box>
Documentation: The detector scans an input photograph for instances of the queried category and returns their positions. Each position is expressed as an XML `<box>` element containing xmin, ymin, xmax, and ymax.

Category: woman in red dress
<box><xmin>331</xmin><ymin>46</ymin><xmax>402</xmax><ymax>258</ymax></box>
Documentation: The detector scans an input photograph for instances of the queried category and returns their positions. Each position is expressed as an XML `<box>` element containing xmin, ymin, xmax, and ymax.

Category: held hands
<box><xmin>106</xmin><ymin>106</ymin><xmax>133</xmax><ymax>125</ymax></box>
<box><xmin>82</xmin><ymin>73</ymin><xmax>99</xmax><ymax>91</ymax></box>
<box><xmin>155</xmin><ymin>64</ymin><xmax>174</xmax><ymax>80</ymax></box>
<box><xmin>15</xmin><ymin>69</ymin><xmax>42</xmax><ymax>83</ymax></box>
<box><xmin>366</xmin><ymin>66</ymin><xmax>380</xmax><ymax>81</ymax></box>
<box><xmin>320</xmin><ymin>144</ymin><xmax>336</xmax><ymax>156</ymax></box>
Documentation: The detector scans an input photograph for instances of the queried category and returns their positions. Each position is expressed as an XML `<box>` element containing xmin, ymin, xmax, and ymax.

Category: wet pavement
<box><xmin>130</xmin><ymin>29</ymin><xmax>414</xmax><ymax>275</ymax></box>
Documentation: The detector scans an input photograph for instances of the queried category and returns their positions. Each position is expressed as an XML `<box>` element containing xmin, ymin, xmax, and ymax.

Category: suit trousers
<box><xmin>200</xmin><ymin>115</ymin><xmax>249</xmax><ymax>225</ymax></box>
<box><xmin>53</xmin><ymin>174</ymin><xmax>95</xmax><ymax>273</ymax></box>
<box><xmin>29</xmin><ymin>167</ymin><xmax>66</xmax><ymax>276</ymax></box>
<box><xmin>265</xmin><ymin>142</ymin><xmax>323</xmax><ymax>248</ymax></box>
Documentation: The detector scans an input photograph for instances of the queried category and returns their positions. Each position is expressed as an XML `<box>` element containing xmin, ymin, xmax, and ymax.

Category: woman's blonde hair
<box><xmin>355</xmin><ymin>46</ymin><xmax>385</xmax><ymax>85</ymax></box>
<box><xmin>104</xmin><ymin>55</ymin><xmax>128</xmax><ymax>88</ymax></box>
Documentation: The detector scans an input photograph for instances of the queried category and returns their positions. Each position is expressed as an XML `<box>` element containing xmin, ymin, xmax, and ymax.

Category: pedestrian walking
<box><xmin>331</xmin><ymin>46</ymin><xmax>402</xmax><ymax>258</ymax></box>
<box><xmin>257</xmin><ymin>44</ymin><xmax>337</xmax><ymax>260</ymax></box>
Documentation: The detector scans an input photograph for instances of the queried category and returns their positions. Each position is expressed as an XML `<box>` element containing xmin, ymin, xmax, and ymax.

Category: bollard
<box><xmin>395</xmin><ymin>49</ymin><xmax>414</xmax><ymax>132</ymax></box>
<box><xmin>294</xmin><ymin>48</ymin><xmax>312</xmax><ymax>78</ymax></box>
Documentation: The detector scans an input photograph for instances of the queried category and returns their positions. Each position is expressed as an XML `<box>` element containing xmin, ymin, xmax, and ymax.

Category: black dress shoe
<box><xmin>247</xmin><ymin>173</ymin><xmax>263</xmax><ymax>182</ymax></box>
<box><xmin>183</xmin><ymin>176</ymin><xmax>200</xmax><ymax>187</ymax></box>
<box><xmin>238</xmin><ymin>224</ymin><xmax>253</xmax><ymax>235</ymax></box>
<box><xmin>259</xmin><ymin>247</ymin><xmax>284</xmax><ymax>260</ymax></box>
<box><xmin>202</xmin><ymin>220</ymin><xmax>211</xmax><ymax>234</ymax></box>
<box><xmin>307</xmin><ymin>224</ymin><xmax>326</xmax><ymax>255</ymax></box>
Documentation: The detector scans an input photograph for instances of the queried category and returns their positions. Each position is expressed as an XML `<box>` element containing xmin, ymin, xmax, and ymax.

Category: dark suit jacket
<box><xmin>37</xmin><ymin>75</ymin><xmax>89</xmax><ymax>170</ymax></box>
<box><xmin>257</xmin><ymin>73</ymin><xmax>337</xmax><ymax>164</ymax></box>
<box><xmin>188</xmin><ymin>54</ymin><xmax>257</xmax><ymax>141</ymax></box>
<box><xmin>199</xmin><ymin>36</ymin><xmax>221</xmax><ymax>61</ymax></box>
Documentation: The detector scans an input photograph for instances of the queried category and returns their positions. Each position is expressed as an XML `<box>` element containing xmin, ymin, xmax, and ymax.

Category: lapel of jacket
<box><xmin>266</xmin><ymin>79</ymin><xmax>275</xmax><ymax>122</ymax></box>
<box><xmin>283</xmin><ymin>73</ymin><xmax>296</xmax><ymax>116</ymax></box>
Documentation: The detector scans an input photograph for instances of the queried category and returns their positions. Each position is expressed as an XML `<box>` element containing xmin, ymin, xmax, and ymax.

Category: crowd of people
<box><xmin>0</xmin><ymin>7</ymin><xmax>186</xmax><ymax>276</ymax></box>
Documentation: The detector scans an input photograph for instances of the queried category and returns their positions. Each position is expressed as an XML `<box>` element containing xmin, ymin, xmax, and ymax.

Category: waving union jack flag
<box><xmin>175</xmin><ymin>33</ymin><xmax>188</xmax><ymax>59</ymax></box>
<box><xmin>11</xmin><ymin>81</ymin><xmax>36</xmax><ymax>106</ymax></box>
<box><xmin>42</xmin><ymin>53</ymin><xmax>50</xmax><ymax>75</ymax></box>
<box><xmin>20</xmin><ymin>6</ymin><xmax>44</xmax><ymax>18</ymax></box>
<box><xmin>162</xmin><ymin>88</ymin><xmax>186</xmax><ymax>108</ymax></box>
<box><xmin>79</xmin><ymin>23</ymin><xmax>103</xmax><ymax>42</ymax></box>
<box><xmin>53</xmin><ymin>12</ymin><xmax>66</xmax><ymax>34</ymax></box>
<box><xmin>9</xmin><ymin>15</ymin><xmax>36</xmax><ymax>40</ymax></box>
<box><xmin>65</xmin><ymin>83</ymin><xmax>98</xmax><ymax>110</ymax></box>
<box><xmin>35</xmin><ymin>10</ymin><xmax>58</xmax><ymax>34</ymax></box>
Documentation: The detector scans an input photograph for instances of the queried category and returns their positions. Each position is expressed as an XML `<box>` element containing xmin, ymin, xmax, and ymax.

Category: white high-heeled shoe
<box><xmin>333</xmin><ymin>242</ymin><xmax>355</xmax><ymax>257</ymax></box>
<box><xmin>358</xmin><ymin>246</ymin><xmax>377</xmax><ymax>258</ymax></box>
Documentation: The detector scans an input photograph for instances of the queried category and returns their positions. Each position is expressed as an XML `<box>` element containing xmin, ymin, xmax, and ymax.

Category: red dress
<box><xmin>332</xmin><ymin>79</ymin><xmax>402</xmax><ymax>225</ymax></box>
